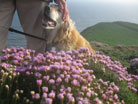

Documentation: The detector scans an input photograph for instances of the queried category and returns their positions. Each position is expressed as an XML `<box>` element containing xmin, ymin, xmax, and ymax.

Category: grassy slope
<box><xmin>81</xmin><ymin>21</ymin><xmax>138</xmax><ymax>46</ymax></box>
<box><xmin>92</xmin><ymin>45</ymin><xmax>138</xmax><ymax>67</ymax></box>
<box><xmin>82</xmin><ymin>22</ymin><xmax>138</xmax><ymax>103</ymax></box>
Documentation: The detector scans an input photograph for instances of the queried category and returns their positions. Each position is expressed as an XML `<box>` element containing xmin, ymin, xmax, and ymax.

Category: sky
<box><xmin>69</xmin><ymin>0</ymin><xmax>138</xmax><ymax>4</ymax></box>
<box><xmin>97</xmin><ymin>0</ymin><xmax>138</xmax><ymax>3</ymax></box>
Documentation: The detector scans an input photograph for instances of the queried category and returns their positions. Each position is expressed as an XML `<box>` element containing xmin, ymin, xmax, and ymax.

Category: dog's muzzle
<box><xmin>42</xmin><ymin>6</ymin><xmax>57</xmax><ymax>29</ymax></box>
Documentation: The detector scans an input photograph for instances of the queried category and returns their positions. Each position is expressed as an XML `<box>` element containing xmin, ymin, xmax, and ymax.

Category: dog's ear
<box><xmin>53</xmin><ymin>18</ymin><xmax>75</xmax><ymax>43</ymax></box>
<box><xmin>63</xmin><ymin>21</ymin><xmax>70</xmax><ymax>35</ymax></box>
<box><xmin>62</xmin><ymin>18</ymin><xmax>75</xmax><ymax>35</ymax></box>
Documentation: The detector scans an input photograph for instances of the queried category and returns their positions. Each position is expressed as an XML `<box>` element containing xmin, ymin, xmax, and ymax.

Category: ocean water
<box><xmin>8</xmin><ymin>1</ymin><xmax>138</xmax><ymax>48</ymax></box>
<box><xmin>8</xmin><ymin>12</ymin><xmax>26</xmax><ymax>48</ymax></box>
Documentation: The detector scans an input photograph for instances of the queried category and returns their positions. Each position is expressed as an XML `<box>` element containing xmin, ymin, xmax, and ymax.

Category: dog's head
<box><xmin>41</xmin><ymin>2</ymin><xmax>75</xmax><ymax>44</ymax></box>
<box><xmin>42</xmin><ymin>3</ymin><xmax>64</xmax><ymax>30</ymax></box>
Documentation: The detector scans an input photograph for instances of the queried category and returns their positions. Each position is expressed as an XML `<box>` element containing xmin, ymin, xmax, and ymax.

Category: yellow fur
<box><xmin>46</xmin><ymin>19</ymin><xmax>96</xmax><ymax>55</ymax></box>
<box><xmin>43</xmin><ymin>5</ymin><xmax>95</xmax><ymax>55</ymax></box>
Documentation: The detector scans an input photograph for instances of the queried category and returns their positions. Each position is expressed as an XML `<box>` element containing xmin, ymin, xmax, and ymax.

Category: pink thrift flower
<box><xmin>42</xmin><ymin>93</ymin><xmax>47</xmax><ymax>99</ymax></box>
<box><xmin>42</xmin><ymin>87</ymin><xmax>48</xmax><ymax>92</ymax></box>
<box><xmin>48</xmin><ymin>91</ymin><xmax>55</xmax><ymax>99</ymax></box>
<box><xmin>36</xmin><ymin>80</ymin><xmax>42</xmax><ymax>86</ymax></box>
<box><xmin>48</xmin><ymin>79</ymin><xmax>55</xmax><ymax>85</ymax></box>
<box><xmin>114</xmin><ymin>86</ymin><xmax>119</xmax><ymax>92</ymax></box>
<box><xmin>58</xmin><ymin>93</ymin><xmax>64</xmax><ymax>100</ymax></box>
<box><xmin>56</xmin><ymin>77</ymin><xmax>62</xmax><ymax>84</ymax></box>
<box><xmin>45</xmin><ymin>98</ymin><xmax>53</xmax><ymax>104</ymax></box>
<box><xmin>34</xmin><ymin>93</ymin><xmax>40</xmax><ymax>100</ymax></box>
<box><xmin>68</xmin><ymin>97</ymin><xmax>75</xmax><ymax>103</ymax></box>
<box><xmin>113</xmin><ymin>94</ymin><xmax>118</xmax><ymax>100</ymax></box>
<box><xmin>72</xmin><ymin>79</ymin><xmax>79</xmax><ymax>86</ymax></box>
<box><xmin>43</xmin><ymin>76</ymin><xmax>50</xmax><ymax>82</ymax></box>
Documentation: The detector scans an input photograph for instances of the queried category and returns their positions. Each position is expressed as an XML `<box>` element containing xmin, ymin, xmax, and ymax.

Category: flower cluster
<box><xmin>0</xmin><ymin>47</ymin><xmax>137</xmax><ymax>104</ymax></box>
<box><xmin>129</xmin><ymin>57</ymin><xmax>138</xmax><ymax>75</ymax></box>
<box><xmin>130</xmin><ymin>58</ymin><xmax>138</xmax><ymax>67</ymax></box>
<box><xmin>91</xmin><ymin>53</ymin><xmax>138</xmax><ymax>93</ymax></box>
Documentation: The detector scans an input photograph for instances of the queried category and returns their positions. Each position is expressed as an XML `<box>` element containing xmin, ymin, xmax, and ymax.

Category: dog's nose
<box><xmin>45</xmin><ymin>6</ymin><xmax>50</xmax><ymax>13</ymax></box>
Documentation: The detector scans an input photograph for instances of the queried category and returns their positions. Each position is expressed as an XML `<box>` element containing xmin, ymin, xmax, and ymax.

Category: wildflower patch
<box><xmin>0</xmin><ymin>48</ymin><xmax>138</xmax><ymax>104</ymax></box>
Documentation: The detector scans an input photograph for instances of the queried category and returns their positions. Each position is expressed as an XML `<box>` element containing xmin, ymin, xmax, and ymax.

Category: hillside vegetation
<box><xmin>81</xmin><ymin>21</ymin><xmax>138</xmax><ymax>46</ymax></box>
<box><xmin>0</xmin><ymin>22</ymin><xmax>138</xmax><ymax>104</ymax></box>
<box><xmin>92</xmin><ymin>44</ymin><xmax>138</xmax><ymax>68</ymax></box>
<box><xmin>0</xmin><ymin>48</ymin><xmax>138</xmax><ymax>104</ymax></box>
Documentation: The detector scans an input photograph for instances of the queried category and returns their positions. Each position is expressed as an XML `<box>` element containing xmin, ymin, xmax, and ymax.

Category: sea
<box><xmin>8</xmin><ymin>1</ymin><xmax>138</xmax><ymax>48</ymax></box>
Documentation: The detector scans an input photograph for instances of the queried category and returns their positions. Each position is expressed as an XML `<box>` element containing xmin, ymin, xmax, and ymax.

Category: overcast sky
<box><xmin>68</xmin><ymin>0</ymin><xmax>138</xmax><ymax>4</ymax></box>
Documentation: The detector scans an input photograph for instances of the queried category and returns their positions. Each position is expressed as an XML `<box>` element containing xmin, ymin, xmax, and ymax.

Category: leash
<box><xmin>9</xmin><ymin>27</ymin><xmax>46</xmax><ymax>41</ymax></box>
<box><xmin>9</xmin><ymin>27</ymin><xmax>49</xmax><ymax>51</ymax></box>
<box><xmin>0</xmin><ymin>25</ymin><xmax>49</xmax><ymax>50</ymax></box>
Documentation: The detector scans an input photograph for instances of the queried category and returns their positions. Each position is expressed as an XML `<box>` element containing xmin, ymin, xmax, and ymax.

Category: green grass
<box><xmin>81</xmin><ymin>21</ymin><xmax>138</xmax><ymax>46</ymax></box>
<box><xmin>0</xmin><ymin>52</ymin><xmax>2</xmax><ymax>55</ymax></box>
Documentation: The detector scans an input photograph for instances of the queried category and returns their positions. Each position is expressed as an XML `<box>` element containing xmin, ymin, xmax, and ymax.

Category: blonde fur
<box><xmin>42</xmin><ymin>4</ymin><xmax>95</xmax><ymax>55</ymax></box>
<box><xmin>45</xmin><ymin>17</ymin><xmax>95</xmax><ymax>55</ymax></box>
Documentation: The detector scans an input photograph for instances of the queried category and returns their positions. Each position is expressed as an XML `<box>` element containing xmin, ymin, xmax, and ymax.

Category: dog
<box><xmin>41</xmin><ymin>3</ymin><xmax>96</xmax><ymax>55</ymax></box>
